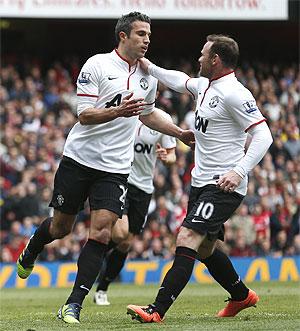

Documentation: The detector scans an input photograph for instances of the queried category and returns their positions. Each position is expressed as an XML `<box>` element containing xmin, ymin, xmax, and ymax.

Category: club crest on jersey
<box><xmin>150</xmin><ymin>129</ymin><xmax>158</xmax><ymax>135</ymax></box>
<box><xmin>78</xmin><ymin>72</ymin><xmax>91</xmax><ymax>85</ymax></box>
<box><xmin>57</xmin><ymin>194</ymin><xmax>64</xmax><ymax>206</ymax></box>
<box><xmin>140</xmin><ymin>78</ymin><xmax>149</xmax><ymax>90</ymax></box>
<box><xmin>209</xmin><ymin>96</ymin><xmax>219</xmax><ymax>108</ymax></box>
<box><xmin>243</xmin><ymin>100</ymin><xmax>258</xmax><ymax>113</ymax></box>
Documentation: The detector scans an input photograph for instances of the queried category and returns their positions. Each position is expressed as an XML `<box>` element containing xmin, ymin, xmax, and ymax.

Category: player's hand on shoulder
<box><xmin>115</xmin><ymin>92</ymin><xmax>147</xmax><ymax>118</ymax></box>
<box><xmin>179</xmin><ymin>129</ymin><xmax>195</xmax><ymax>149</ymax></box>
<box><xmin>138</xmin><ymin>58</ymin><xmax>152</xmax><ymax>74</ymax></box>
<box><xmin>216</xmin><ymin>170</ymin><xmax>243</xmax><ymax>193</ymax></box>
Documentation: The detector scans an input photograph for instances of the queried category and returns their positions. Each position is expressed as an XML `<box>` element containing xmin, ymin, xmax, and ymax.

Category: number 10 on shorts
<box><xmin>194</xmin><ymin>201</ymin><xmax>214</xmax><ymax>220</ymax></box>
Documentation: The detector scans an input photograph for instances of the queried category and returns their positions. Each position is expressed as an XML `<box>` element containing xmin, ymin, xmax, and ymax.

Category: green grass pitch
<box><xmin>0</xmin><ymin>281</ymin><xmax>299</xmax><ymax>330</ymax></box>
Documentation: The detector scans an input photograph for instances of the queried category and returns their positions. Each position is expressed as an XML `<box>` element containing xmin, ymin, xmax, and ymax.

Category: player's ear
<box><xmin>119</xmin><ymin>31</ymin><xmax>128</xmax><ymax>41</ymax></box>
<box><xmin>211</xmin><ymin>53</ymin><xmax>220</xmax><ymax>66</ymax></box>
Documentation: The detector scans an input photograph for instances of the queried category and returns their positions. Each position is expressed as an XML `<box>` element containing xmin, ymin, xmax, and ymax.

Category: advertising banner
<box><xmin>0</xmin><ymin>0</ymin><xmax>288</xmax><ymax>20</ymax></box>
<box><xmin>1</xmin><ymin>256</ymin><xmax>299</xmax><ymax>288</ymax></box>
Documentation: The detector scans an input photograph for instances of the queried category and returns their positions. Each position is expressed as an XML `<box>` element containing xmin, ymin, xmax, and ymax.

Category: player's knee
<box><xmin>176</xmin><ymin>227</ymin><xmax>201</xmax><ymax>250</ymax></box>
<box><xmin>177</xmin><ymin>228</ymin><xmax>189</xmax><ymax>244</ymax></box>
<box><xmin>90</xmin><ymin>227</ymin><xmax>111</xmax><ymax>244</ymax></box>
<box><xmin>112</xmin><ymin>222</ymin><xmax>130</xmax><ymax>243</ymax></box>
<box><xmin>112</xmin><ymin>232</ymin><xmax>126</xmax><ymax>243</ymax></box>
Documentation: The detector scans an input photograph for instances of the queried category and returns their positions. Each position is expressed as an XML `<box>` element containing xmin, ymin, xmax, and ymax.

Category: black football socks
<box><xmin>25</xmin><ymin>217</ymin><xmax>54</xmax><ymax>260</ymax></box>
<box><xmin>66</xmin><ymin>239</ymin><xmax>108</xmax><ymax>305</ymax></box>
<box><xmin>152</xmin><ymin>246</ymin><xmax>197</xmax><ymax>317</ymax></box>
<box><xmin>200</xmin><ymin>248</ymin><xmax>249</xmax><ymax>301</ymax></box>
<box><xmin>96</xmin><ymin>249</ymin><xmax>128</xmax><ymax>292</ymax></box>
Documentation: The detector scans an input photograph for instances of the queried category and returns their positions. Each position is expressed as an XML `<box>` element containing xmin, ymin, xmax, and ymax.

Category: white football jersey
<box><xmin>63</xmin><ymin>49</ymin><xmax>157</xmax><ymax>174</ymax></box>
<box><xmin>186</xmin><ymin>72</ymin><xmax>266</xmax><ymax>195</ymax></box>
<box><xmin>129</xmin><ymin>113</ymin><xmax>176</xmax><ymax>194</ymax></box>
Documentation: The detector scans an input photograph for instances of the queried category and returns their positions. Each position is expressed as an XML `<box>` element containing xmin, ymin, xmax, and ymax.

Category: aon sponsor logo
<box><xmin>134</xmin><ymin>143</ymin><xmax>153</xmax><ymax>154</ymax></box>
<box><xmin>195</xmin><ymin>110</ymin><xmax>209</xmax><ymax>133</ymax></box>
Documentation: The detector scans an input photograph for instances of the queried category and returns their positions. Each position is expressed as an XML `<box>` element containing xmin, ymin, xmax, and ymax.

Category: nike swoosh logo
<box><xmin>108</xmin><ymin>77</ymin><xmax>118</xmax><ymax>80</ymax></box>
<box><xmin>80</xmin><ymin>285</ymin><xmax>90</xmax><ymax>292</ymax></box>
<box><xmin>191</xmin><ymin>218</ymin><xmax>205</xmax><ymax>223</ymax></box>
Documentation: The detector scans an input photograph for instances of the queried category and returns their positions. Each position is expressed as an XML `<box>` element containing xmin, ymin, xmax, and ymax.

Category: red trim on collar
<box><xmin>114</xmin><ymin>48</ymin><xmax>137</xmax><ymax>71</ymax></box>
<box><xmin>127</xmin><ymin>64</ymin><xmax>137</xmax><ymax>90</ymax></box>
<box><xmin>200</xmin><ymin>71</ymin><xmax>234</xmax><ymax>106</ymax></box>
<box><xmin>210</xmin><ymin>70</ymin><xmax>234</xmax><ymax>83</ymax></box>
<box><xmin>200</xmin><ymin>82</ymin><xmax>211</xmax><ymax>106</ymax></box>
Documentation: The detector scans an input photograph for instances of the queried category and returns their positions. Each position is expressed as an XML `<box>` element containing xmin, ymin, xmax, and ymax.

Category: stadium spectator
<box><xmin>228</xmin><ymin>203</ymin><xmax>256</xmax><ymax>246</ymax></box>
<box><xmin>147</xmin><ymin>238</ymin><xmax>168</xmax><ymax>259</ymax></box>
<box><xmin>272</xmin><ymin>230</ymin><xmax>289</xmax><ymax>257</ymax></box>
<box><xmin>242</xmin><ymin>180</ymin><xmax>260</xmax><ymax>213</ymax></box>
<box><xmin>128</xmin><ymin>238</ymin><xmax>149</xmax><ymax>260</ymax></box>
<box><xmin>148</xmin><ymin>195</ymin><xmax>174</xmax><ymax>228</ymax></box>
<box><xmin>252</xmin><ymin>203</ymin><xmax>271</xmax><ymax>243</ymax></box>
<box><xmin>230</xmin><ymin>229</ymin><xmax>255</xmax><ymax>257</ymax></box>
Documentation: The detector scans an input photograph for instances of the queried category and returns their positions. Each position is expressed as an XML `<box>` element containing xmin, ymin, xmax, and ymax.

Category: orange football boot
<box><xmin>127</xmin><ymin>304</ymin><xmax>163</xmax><ymax>323</ymax></box>
<box><xmin>217</xmin><ymin>289</ymin><xmax>259</xmax><ymax>317</ymax></box>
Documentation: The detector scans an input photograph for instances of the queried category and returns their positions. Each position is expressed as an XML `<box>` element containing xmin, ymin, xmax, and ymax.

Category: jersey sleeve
<box><xmin>186</xmin><ymin>77</ymin><xmax>207</xmax><ymax>100</ymax></box>
<box><xmin>76</xmin><ymin>56</ymin><xmax>101</xmax><ymax>116</ymax></box>
<box><xmin>140</xmin><ymin>76</ymin><xmax>157</xmax><ymax>116</ymax></box>
<box><xmin>149</xmin><ymin>64</ymin><xmax>199</xmax><ymax>98</ymax></box>
<box><xmin>225</xmin><ymin>87</ymin><xmax>266</xmax><ymax>132</ymax></box>
<box><xmin>160</xmin><ymin>134</ymin><xmax>177</xmax><ymax>149</ymax></box>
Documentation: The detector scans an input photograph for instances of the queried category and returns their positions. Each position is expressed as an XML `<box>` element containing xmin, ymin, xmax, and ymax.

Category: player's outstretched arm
<box><xmin>79</xmin><ymin>93</ymin><xmax>147</xmax><ymax>125</ymax></box>
<box><xmin>139</xmin><ymin>58</ymin><xmax>195</xmax><ymax>94</ymax></box>
<box><xmin>140</xmin><ymin>108</ymin><xmax>195</xmax><ymax>148</ymax></box>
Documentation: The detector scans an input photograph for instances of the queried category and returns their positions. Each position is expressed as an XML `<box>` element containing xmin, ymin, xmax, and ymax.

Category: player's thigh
<box><xmin>49</xmin><ymin>156</ymin><xmax>92</xmax><ymax>215</ymax></box>
<box><xmin>183</xmin><ymin>185</ymin><xmax>244</xmax><ymax>241</ymax></box>
<box><xmin>125</xmin><ymin>184</ymin><xmax>152</xmax><ymax>235</ymax></box>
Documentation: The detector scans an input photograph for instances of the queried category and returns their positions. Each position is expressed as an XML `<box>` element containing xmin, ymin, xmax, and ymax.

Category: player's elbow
<box><xmin>78</xmin><ymin>112</ymin><xmax>89</xmax><ymax>125</ymax></box>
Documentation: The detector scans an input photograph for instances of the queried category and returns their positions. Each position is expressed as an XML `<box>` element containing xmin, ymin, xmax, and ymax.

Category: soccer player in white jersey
<box><xmin>127</xmin><ymin>34</ymin><xmax>273</xmax><ymax>323</ymax></box>
<box><xmin>16</xmin><ymin>12</ymin><xmax>194</xmax><ymax>324</ymax></box>
<box><xmin>94</xmin><ymin>108</ymin><xmax>176</xmax><ymax>305</ymax></box>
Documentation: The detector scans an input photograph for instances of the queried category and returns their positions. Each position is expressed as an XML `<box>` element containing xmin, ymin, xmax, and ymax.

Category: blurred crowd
<box><xmin>0</xmin><ymin>56</ymin><xmax>299</xmax><ymax>263</ymax></box>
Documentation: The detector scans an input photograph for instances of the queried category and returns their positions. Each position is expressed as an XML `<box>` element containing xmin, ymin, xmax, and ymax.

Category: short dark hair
<box><xmin>115</xmin><ymin>12</ymin><xmax>151</xmax><ymax>43</ymax></box>
<box><xmin>207</xmin><ymin>34</ymin><xmax>239</xmax><ymax>69</ymax></box>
